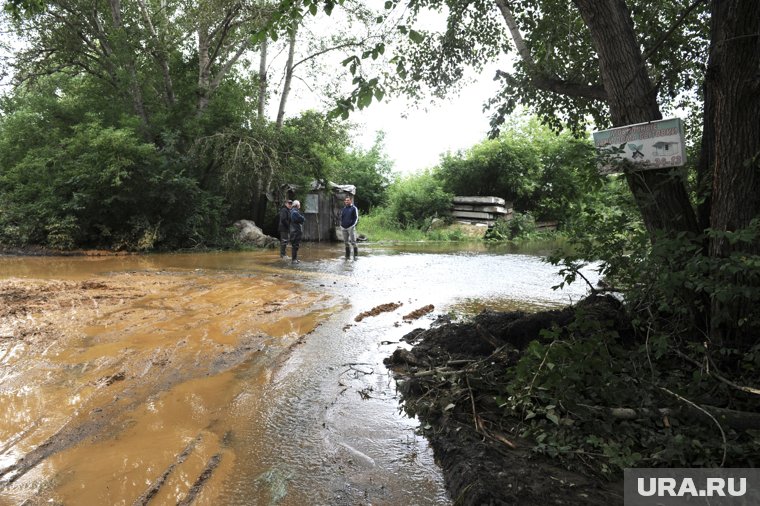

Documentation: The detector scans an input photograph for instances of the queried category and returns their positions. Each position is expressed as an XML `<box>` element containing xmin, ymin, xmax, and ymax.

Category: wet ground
<box><xmin>0</xmin><ymin>243</ymin><xmax>597</xmax><ymax>505</ymax></box>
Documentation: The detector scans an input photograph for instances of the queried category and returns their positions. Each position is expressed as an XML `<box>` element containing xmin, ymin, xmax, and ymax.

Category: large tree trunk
<box><xmin>707</xmin><ymin>0</ymin><xmax>760</xmax><ymax>251</ymax></box>
<box><xmin>703</xmin><ymin>0</ymin><xmax>760</xmax><ymax>347</ymax></box>
<box><xmin>572</xmin><ymin>0</ymin><xmax>699</xmax><ymax>237</ymax></box>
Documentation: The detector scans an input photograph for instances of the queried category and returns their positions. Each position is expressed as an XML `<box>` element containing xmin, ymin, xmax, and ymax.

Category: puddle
<box><xmin>0</xmin><ymin>244</ymin><xmax>596</xmax><ymax>505</ymax></box>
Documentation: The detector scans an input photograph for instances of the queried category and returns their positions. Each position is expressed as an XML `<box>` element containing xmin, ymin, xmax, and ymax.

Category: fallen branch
<box><xmin>673</xmin><ymin>348</ymin><xmax>760</xmax><ymax>396</ymax></box>
<box><xmin>579</xmin><ymin>403</ymin><xmax>760</xmax><ymax>432</ymax></box>
<box><xmin>660</xmin><ymin>387</ymin><xmax>726</xmax><ymax>467</ymax></box>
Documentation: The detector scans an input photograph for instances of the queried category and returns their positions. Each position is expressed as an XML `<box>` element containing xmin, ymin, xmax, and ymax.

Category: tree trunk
<box><xmin>136</xmin><ymin>0</ymin><xmax>175</xmax><ymax>106</ymax></box>
<box><xmin>276</xmin><ymin>24</ymin><xmax>298</xmax><ymax>129</ymax></box>
<box><xmin>704</xmin><ymin>0</ymin><xmax>760</xmax><ymax>347</ymax></box>
<box><xmin>572</xmin><ymin>0</ymin><xmax>699</xmax><ymax>238</ymax></box>
<box><xmin>258</xmin><ymin>38</ymin><xmax>268</xmax><ymax>119</ymax></box>
<box><xmin>707</xmin><ymin>0</ymin><xmax>760</xmax><ymax>252</ymax></box>
<box><xmin>197</xmin><ymin>27</ymin><xmax>212</xmax><ymax>114</ymax></box>
<box><xmin>108</xmin><ymin>0</ymin><xmax>150</xmax><ymax>129</ymax></box>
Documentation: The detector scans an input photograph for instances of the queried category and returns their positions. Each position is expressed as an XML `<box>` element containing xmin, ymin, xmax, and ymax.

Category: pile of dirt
<box><xmin>385</xmin><ymin>295</ymin><xmax>627</xmax><ymax>505</ymax></box>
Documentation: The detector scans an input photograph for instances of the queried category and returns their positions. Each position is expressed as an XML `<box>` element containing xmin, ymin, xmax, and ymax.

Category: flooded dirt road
<box><xmin>0</xmin><ymin>243</ymin><xmax>597</xmax><ymax>505</ymax></box>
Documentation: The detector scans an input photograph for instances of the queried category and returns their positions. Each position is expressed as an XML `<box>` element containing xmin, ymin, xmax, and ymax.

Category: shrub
<box><xmin>385</xmin><ymin>171</ymin><xmax>453</xmax><ymax>229</ymax></box>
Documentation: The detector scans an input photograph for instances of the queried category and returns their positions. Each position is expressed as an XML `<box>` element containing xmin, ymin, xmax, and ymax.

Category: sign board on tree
<box><xmin>592</xmin><ymin>118</ymin><xmax>687</xmax><ymax>175</ymax></box>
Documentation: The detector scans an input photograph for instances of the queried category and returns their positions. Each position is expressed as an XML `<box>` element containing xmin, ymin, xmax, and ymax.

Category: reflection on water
<box><xmin>0</xmin><ymin>243</ymin><xmax>596</xmax><ymax>505</ymax></box>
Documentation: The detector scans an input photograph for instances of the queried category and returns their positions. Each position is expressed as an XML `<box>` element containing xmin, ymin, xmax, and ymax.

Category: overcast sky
<box><xmin>349</xmin><ymin>64</ymin><xmax>504</xmax><ymax>175</ymax></box>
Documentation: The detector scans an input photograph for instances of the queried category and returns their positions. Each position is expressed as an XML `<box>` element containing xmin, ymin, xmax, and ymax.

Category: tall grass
<box><xmin>359</xmin><ymin>210</ymin><xmax>469</xmax><ymax>242</ymax></box>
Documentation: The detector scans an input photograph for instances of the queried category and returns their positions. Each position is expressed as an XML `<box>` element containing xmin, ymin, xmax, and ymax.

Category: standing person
<box><xmin>289</xmin><ymin>200</ymin><xmax>305</xmax><ymax>264</ymax></box>
<box><xmin>340</xmin><ymin>195</ymin><xmax>359</xmax><ymax>260</ymax></box>
<box><xmin>278</xmin><ymin>199</ymin><xmax>293</xmax><ymax>259</ymax></box>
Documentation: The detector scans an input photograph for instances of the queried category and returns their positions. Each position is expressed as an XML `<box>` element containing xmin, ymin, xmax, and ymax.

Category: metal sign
<box><xmin>593</xmin><ymin>118</ymin><xmax>687</xmax><ymax>174</ymax></box>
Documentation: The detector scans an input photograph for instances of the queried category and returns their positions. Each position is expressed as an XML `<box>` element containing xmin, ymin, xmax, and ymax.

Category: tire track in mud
<box><xmin>0</xmin><ymin>272</ymin><xmax>333</xmax><ymax>504</ymax></box>
<box><xmin>0</xmin><ymin>335</ymin><xmax>265</xmax><ymax>487</ymax></box>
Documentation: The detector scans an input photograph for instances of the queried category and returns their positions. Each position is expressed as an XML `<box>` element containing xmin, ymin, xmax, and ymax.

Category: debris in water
<box><xmin>402</xmin><ymin>304</ymin><xmax>435</xmax><ymax>321</ymax></box>
<box><xmin>354</xmin><ymin>302</ymin><xmax>403</xmax><ymax>322</ymax></box>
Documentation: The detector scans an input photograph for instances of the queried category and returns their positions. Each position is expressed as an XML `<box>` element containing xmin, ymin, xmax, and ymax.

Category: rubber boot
<box><xmin>280</xmin><ymin>241</ymin><xmax>287</xmax><ymax>258</ymax></box>
<box><xmin>353</xmin><ymin>246</ymin><xmax>358</xmax><ymax>260</ymax></box>
<box><xmin>345</xmin><ymin>246</ymin><xmax>351</xmax><ymax>260</ymax></box>
<box><xmin>292</xmin><ymin>247</ymin><xmax>299</xmax><ymax>264</ymax></box>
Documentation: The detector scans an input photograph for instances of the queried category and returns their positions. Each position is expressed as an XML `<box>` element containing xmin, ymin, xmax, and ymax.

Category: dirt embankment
<box><xmin>385</xmin><ymin>296</ymin><xmax>627</xmax><ymax>506</ymax></box>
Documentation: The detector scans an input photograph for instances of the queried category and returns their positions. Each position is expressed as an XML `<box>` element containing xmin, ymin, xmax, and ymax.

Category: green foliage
<box><xmin>548</xmin><ymin>174</ymin><xmax>647</xmax><ymax>289</ymax></box>
<box><xmin>330</xmin><ymin>132</ymin><xmax>395</xmax><ymax>213</ymax></box>
<box><xmin>0</xmin><ymin>64</ymin><xmax>354</xmax><ymax>249</ymax></box>
<box><xmin>435</xmin><ymin>118</ymin><xmax>597</xmax><ymax>224</ymax></box>
<box><xmin>485</xmin><ymin>212</ymin><xmax>536</xmax><ymax>241</ymax></box>
<box><xmin>436</xmin><ymin>129</ymin><xmax>541</xmax><ymax>206</ymax></box>
<box><xmin>0</xmin><ymin>78</ymin><xmax>229</xmax><ymax>250</ymax></box>
<box><xmin>499</xmin><ymin>310</ymin><xmax>758</xmax><ymax>478</ymax></box>
<box><xmin>384</xmin><ymin>171</ymin><xmax>453</xmax><ymax>229</ymax></box>
<box><xmin>359</xmin><ymin>210</ymin><xmax>426</xmax><ymax>241</ymax></box>
<box><xmin>628</xmin><ymin>222</ymin><xmax>760</xmax><ymax>342</ymax></box>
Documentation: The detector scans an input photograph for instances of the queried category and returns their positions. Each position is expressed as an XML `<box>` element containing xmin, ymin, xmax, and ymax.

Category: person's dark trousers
<box><xmin>279</xmin><ymin>231</ymin><xmax>289</xmax><ymax>257</ymax></box>
<box><xmin>290</xmin><ymin>232</ymin><xmax>302</xmax><ymax>261</ymax></box>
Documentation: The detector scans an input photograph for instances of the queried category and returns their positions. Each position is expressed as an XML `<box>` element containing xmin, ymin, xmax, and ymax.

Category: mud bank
<box><xmin>385</xmin><ymin>296</ymin><xmax>627</xmax><ymax>505</ymax></box>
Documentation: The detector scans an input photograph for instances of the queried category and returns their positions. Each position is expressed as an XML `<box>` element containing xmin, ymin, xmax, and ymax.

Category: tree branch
<box><xmin>291</xmin><ymin>38</ymin><xmax>374</xmax><ymax>72</ymax></box>
<box><xmin>642</xmin><ymin>0</ymin><xmax>707</xmax><ymax>62</ymax></box>
<box><xmin>493</xmin><ymin>0</ymin><xmax>607</xmax><ymax>101</ymax></box>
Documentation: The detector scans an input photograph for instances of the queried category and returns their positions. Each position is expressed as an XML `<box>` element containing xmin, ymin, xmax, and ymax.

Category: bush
<box><xmin>486</xmin><ymin>212</ymin><xmax>539</xmax><ymax>241</ymax></box>
<box><xmin>385</xmin><ymin>171</ymin><xmax>453</xmax><ymax>229</ymax></box>
<box><xmin>0</xmin><ymin>116</ymin><xmax>226</xmax><ymax>250</ymax></box>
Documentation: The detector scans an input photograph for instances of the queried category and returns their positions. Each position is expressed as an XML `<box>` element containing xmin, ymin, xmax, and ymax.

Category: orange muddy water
<box><xmin>0</xmin><ymin>244</ymin><xmax>597</xmax><ymax>505</ymax></box>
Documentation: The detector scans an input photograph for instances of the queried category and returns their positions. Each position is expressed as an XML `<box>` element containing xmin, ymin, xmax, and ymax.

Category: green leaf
<box><xmin>409</xmin><ymin>29</ymin><xmax>424</xmax><ymax>44</ymax></box>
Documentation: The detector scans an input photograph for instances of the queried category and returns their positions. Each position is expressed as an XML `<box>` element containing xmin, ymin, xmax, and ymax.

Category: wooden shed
<box><xmin>302</xmin><ymin>180</ymin><xmax>356</xmax><ymax>242</ymax></box>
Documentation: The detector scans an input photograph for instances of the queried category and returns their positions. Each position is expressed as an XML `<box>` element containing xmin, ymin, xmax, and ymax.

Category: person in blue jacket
<box><xmin>289</xmin><ymin>200</ymin><xmax>305</xmax><ymax>264</ymax></box>
<box><xmin>340</xmin><ymin>196</ymin><xmax>359</xmax><ymax>260</ymax></box>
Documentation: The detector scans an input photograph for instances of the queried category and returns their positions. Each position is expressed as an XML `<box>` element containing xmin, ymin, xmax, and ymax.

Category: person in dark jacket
<box><xmin>278</xmin><ymin>200</ymin><xmax>293</xmax><ymax>258</ymax></box>
<box><xmin>289</xmin><ymin>200</ymin><xmax>305</xmax><ymax>263</ymax></box>
<box><xmin>340</xmin><ymin>196</ymin><xmax>359</xmax><ymax>260</ymax></box>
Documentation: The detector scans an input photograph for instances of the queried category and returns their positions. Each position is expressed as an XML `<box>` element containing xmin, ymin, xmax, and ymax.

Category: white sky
<box><xmin>349</xmin><ymin>65</ymin><xmax>504</xmax><ymax>175</ymax></box>
<box><xmin>277</xmin><ymin>5</ymin><xmax>514</xmax><ymax>176</ymax></box>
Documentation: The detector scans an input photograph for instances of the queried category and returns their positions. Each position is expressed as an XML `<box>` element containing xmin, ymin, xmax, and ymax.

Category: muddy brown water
<box><xmin>0</xmin><ymin>243</ymin><xmax>598</xmax><ymax>505</ymax></box>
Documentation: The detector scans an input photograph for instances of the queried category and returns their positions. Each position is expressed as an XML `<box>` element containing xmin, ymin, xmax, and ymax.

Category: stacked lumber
<box><xmin>451</xmin><ymin>196</ymin><xmax>513</xmax><ymax>225</ymax></box>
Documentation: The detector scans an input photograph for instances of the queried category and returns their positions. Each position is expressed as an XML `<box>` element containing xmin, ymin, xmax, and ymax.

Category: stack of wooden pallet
<box><xmin>451</xmin><ymin>196</ymin><xmax>513</xmax><ymax>225</ymax></box>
